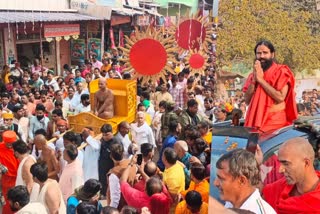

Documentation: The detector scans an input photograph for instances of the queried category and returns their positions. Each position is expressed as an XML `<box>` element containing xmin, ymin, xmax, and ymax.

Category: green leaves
<box><xmin>217</xmin><ymin>0</ymin><xmax>320</xmax><ymax>74</ymax></box>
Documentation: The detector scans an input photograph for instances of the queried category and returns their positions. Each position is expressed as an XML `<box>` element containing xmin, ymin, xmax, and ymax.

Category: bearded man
<box><xmin>243</xmin><ymin>40</ymin><xmax>297</xmax><ymax>133</ymax></box>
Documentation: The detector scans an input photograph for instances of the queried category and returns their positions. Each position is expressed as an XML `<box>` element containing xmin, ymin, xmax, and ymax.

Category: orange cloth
<box><xmin>180</xmin><ymin>180</ymin><xmax>209</xmax><ymax>203</ymax></box>
<box><xmin>0</xmin><ymin>143</ymin><xmax>19</xmax><ymax>214</ymax></box>
<box><xmin>202</xmin><ymin>132</ymin><xmax>212</xmax><ymax>147</ymax></box>
<box><xmin>243</xmin><ymin>63</ymin><xmax>297</xmax><ymax>133</ymax></box>
<box><xmin>175</xmin><ymin>200</ymin><xmax>208</xmax><ymax>214</ymax></box>
<box><xmin>263</xmin><ymin>171</ymin><xmax>320</xmax><ymax>214</ymax></box>
<box><xmin>100</xmin><ymin>64</ymin><xmax>111</xmax><ymax>72</ymax></box>
<box><xmin>3</xmin><ymin>131</ymin><xmax>17</xmax><ymax>143</ymax></box>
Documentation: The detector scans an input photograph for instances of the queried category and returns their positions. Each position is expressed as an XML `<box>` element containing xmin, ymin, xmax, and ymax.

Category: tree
<box><xmin>216</xmin><ymin>0</ymin><xmax>320</xmax><ymax>74</ymax></box>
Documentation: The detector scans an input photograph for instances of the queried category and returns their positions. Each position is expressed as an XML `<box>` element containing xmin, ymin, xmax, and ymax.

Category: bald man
<box><xmin>34</xmin><ymin>134</ymin><xmax>60</xmax><ymax>181</ymax></box>
<box><xmin>263</xmin><ymin>137</ymin><xmax>320</xmax><ymax>213</ymax></box>
<box><xmin>133</xmin><ymin>161</ymin><xmax>159</xmax><ymax>192</ymax></box>
<box><xmin>94</xmin><ymin>78</ymin><xmax>114</xmax><ymax>119</ymax></box>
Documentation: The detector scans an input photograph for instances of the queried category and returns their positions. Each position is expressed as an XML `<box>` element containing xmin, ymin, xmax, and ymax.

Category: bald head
<box><xmin>98</xmin><ymin>77</ymin><xmax>107</xmax><ymax>90</ymax></box>
<box><xmin>34</xmin><ymin>134</ymin><xmax>47</xmax><ymax>150</ymax></box>
<box><xmin>278</xmin><ymin>137</ymin><xmax>317</xmax><ymax>185</ymax></box>
<box><xmin>144</xmin><ymin>161</ymin><xmax>157</xmax><ymax>177</ymax></box>
<box><xmin>280</xmin><ymin>137</ymin><xmax>314</xmax><ymax>161</ymax></box>
<box><xmin>175</xmin><ymin>140</ymin><xmax>189</xmax><ymax>152</ymax></box>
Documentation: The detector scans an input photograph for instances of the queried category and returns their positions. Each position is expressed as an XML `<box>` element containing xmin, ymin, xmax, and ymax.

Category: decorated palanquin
<box><xmin>68</xmin><ymin>79</ymin><xmax>137</xmax><ymax>134</ymax></box>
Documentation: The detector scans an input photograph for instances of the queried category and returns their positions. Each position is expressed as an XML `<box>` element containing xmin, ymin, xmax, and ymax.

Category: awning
<box><xmin>0</xmin><ymin>11</ymin><xmax>104</xmax><ymax>23</ymax></box>
<box><xmin>122</xmin><ymin>5</ymin><xmax>163</xmax><ymax>17</ymax></box>
<box><xmin>112</xmin><ymin>8</ymin><xmax>144</xmax><ymax>16</ymax></box>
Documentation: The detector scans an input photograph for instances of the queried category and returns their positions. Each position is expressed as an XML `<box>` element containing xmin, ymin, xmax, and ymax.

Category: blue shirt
<box><xmin>67</xmin><ymin>196</ymin><xmax>102</xmax><ymax>214</ymax></box>
<box><xmin>181</xmin><ymin>152</ymin><xmax>192</xmax><ymax>189</ymax></box>
<box><xmin>157</xmin><ymin>134</ymin><xmax>177</xmax><ymax>171</ymax></box>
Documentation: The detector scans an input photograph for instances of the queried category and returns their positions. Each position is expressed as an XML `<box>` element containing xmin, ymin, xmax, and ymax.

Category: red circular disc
<box><xmin>189</xmin><ymin>53</ymin><xmax>205</xmax><ymax>69</ymax></box>
<box><xmin>175</xmin><ymin>19</ymin><xmax>206</xmax><ymax>50</ymax></box>
<box><xmin>129</xmin><ymin>38</ymin><xmax>167</xmax><ymax>76</ymax></box>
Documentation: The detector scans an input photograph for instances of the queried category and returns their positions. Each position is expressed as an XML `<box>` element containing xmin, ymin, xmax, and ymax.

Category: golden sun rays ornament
<box><xmin>170</xmin><ymin>11</ymin><xmax>214</xmax><ymax>53</ymax></box>
<box><xmin>119</xmin><ymin>27</ymin><xmax>178</xmax><ymax>84</ymax></box>
<box><xmin>185</xmin><ymin>49</ymin><xmax>209</xmax><ymax>75</ymax></box>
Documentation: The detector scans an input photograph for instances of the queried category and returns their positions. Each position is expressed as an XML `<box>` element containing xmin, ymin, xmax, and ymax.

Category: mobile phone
<box><xmin>137</xmin><ymin>154</ymin><xmax>143</xmax><ymax>165</ymax></box>
<box><xmin>246</xmin><ymin>140</ymin><xmax>258</xmax><ymax>154</ymax></box>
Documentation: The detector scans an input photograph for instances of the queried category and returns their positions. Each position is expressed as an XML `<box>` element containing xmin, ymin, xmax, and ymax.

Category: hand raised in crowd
<box><xmin>255</xmin><ymin>144</ymin><xmax>263</xmax><ymax>166</ymax></box>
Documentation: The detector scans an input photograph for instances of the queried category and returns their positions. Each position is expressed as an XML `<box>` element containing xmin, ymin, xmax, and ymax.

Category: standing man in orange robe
<box><xmin>0</xmin><ymin>131</ymin><xmax>19</xmax><ymax>214</ymax></box>
<box><xmin>243</xmin><ymin>40</ymin><xmax>297</xmax><ymax>133</ymax></box>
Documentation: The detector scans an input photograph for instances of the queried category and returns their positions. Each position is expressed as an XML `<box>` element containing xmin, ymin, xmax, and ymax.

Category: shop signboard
<box><xmin>71</xmin><ymin>39</ymin><xmax>86</xmax><ymax>65</ymax></box>
<box><xmin>136</xmin><ymin>15</ymin><xmax>150</xmax><ymax>26</ymax></box>
<box><xmin>70</xmin><ymin>0</ymin><xmax>113</xmax><ymax>19</ymax></box>
<box><xmin>44</xmin><ymin>24</ymin><xmax>80</xmax><ymax>38</ymax></box>
<box><xmin>88</xmin><ymin>38</ymin><xmax>102</xmax><ymax>60</ymax></box>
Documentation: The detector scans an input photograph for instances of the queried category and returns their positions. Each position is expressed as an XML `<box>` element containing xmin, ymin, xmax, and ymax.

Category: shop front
<box><xmin>0</xmin><ymin>11</ymin><xmax>106</xmax><ymax>75</ymax></box>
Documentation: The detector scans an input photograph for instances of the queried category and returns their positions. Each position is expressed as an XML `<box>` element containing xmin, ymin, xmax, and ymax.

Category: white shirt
<box><xmin>130</xmin><ymin>122</ymin><xmax>156</xmax><ymax>153</ymax></box>
<box><xmin>115</xmin><ymin>132</ymin><xmax>131</xmax><ymax>159</ymax></box>
<box><xmin>74</xmin><ymin>103</ymin><xmax>91</xmax><ymax>114</ymax></box>
<box><xmin>17</xmin><ymin>202</ymin><xmax>48</xmax><ymax>214</ymax></box>
<box><xmin>70</xmin><ymin>89</ymin><xmax>89</xmax><ymax>109</ymax></box>
<box><xmin>92</xmin><ymin>60</ymin><xmax>103</xmax><ymax>69</ymax></box>
<box><xmin>45</xmin><ymin>79</ymin><xmax>59</xmax><ymax>91</ymax></box>
<box><xmin>225</xmin><ymin>189</ymin><xmax>276</xmax><ymax>214</ymax></box>
<box><xmin>82</xmin><ymin>136</ymin><xmax>101</xmax><ymax>181</ymax></box>
<box><xmin>64</xmin><ymin>96</ymin><xmax>75</xmax><ymax>111</ymax></box>
<box><xmin>109</xmin><ymin>173</ymin><xmax>121</xmax><ymax>208</ymax></box>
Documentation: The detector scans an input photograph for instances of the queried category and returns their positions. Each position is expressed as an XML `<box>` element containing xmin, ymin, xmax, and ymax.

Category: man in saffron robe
<box><xmin>0</xmin><ymin>130</ymin><xmax>18</xmax><ymax>214</ymax></box>
<box><xmin>263</xmin><ymin>137</ymin><xmax>320</xmax><ymax>213</ymax></box>
<box><xmin>243</xmin><ymin>40</ymin><xmax>297</xmax><ymax>133</ymax></box>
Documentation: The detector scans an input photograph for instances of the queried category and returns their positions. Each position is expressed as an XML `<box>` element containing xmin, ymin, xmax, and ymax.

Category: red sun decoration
<box><xmin>175</xmin><ymin>19</ymin><xmax>206</xmax><ymax>50</ymax></box>
<box><xmin>119</xmin><ymin>27</ymin><xmax>178</xmax><ymax>84</ymax></box>
<box><xmin>129</xmin><ymin>39</ymin><xmax>167</xmax><ymax>76</ymax></box>
<box><xmin>189</xmin><ymin>53</ymin><xmax>205</xmax><ymax>69</ymax></box>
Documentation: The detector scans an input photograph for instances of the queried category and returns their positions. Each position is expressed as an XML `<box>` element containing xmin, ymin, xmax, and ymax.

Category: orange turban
<box><xmin>56</xmin><ymin>119</ymin><xmax>68</xmax><ymax>127</ymax></box>
<box><xmin>2</xmin><ymin>130</ymin><xmax>17</xmax><ymax>143</ymax></box>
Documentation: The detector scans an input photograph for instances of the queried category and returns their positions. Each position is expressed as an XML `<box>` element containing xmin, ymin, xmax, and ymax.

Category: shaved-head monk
<box><xmin>263</xmin><ymin>137</ymin><xmax>320</xmax><ymax>213</ymax></box>
<box><xmin>34</xmin><ymin>134</ymin><xmax>60</xmax><ymax>181</ymax></box>
<box><xmin>94</xmin><ymin>77</ymin><xmax>114</xmax><ymax>119</ymax></box>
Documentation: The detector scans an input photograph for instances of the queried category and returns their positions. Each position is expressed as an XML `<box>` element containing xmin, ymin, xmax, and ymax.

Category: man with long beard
<box><xmin>243</xmin><ymin>40</ymin><xmax>297</xmax><ymax>133</ymax></box>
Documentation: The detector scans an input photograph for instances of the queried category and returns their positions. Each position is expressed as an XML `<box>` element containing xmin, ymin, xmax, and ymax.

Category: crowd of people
<box><xmin>0</xmin><ymin>40</ymin><xmax>318</xmax><ymax>214</ymax></box>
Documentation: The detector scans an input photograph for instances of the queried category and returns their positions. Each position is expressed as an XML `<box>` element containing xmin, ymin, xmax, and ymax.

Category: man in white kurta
<box><xmin>7</xmin><ymin>186</ymin><xmax>47</xmax><ymax>214</ymax></box>
<box><xmin>81</xmin><ymin>128</ymin><xmax>101</xmax><ymax>181</ymax></box>
<box><xmin>115</xmin><ymin>121</ymin><xmax>132</xmax><ymax>159</ymax></box>
<box><xmin>130</xmin><ymin>111</ymin><xmax>156</xmax><ymax>153</ymax></box>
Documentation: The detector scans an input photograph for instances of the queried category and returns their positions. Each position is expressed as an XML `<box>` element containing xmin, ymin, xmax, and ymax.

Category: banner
<box><xmin>44</xmin><ymin>24</ymin><xmax>80</xmax><ymax>38</ymax></box>
<box><xmin>88</xmin><ymin>38</ymin><xmax>102</xmax><ymax>60</ymax></box>
<box><xmin>71</xmin><ymin>39</ymin><xmax>85</xmax><ymax>65</ymax></box>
